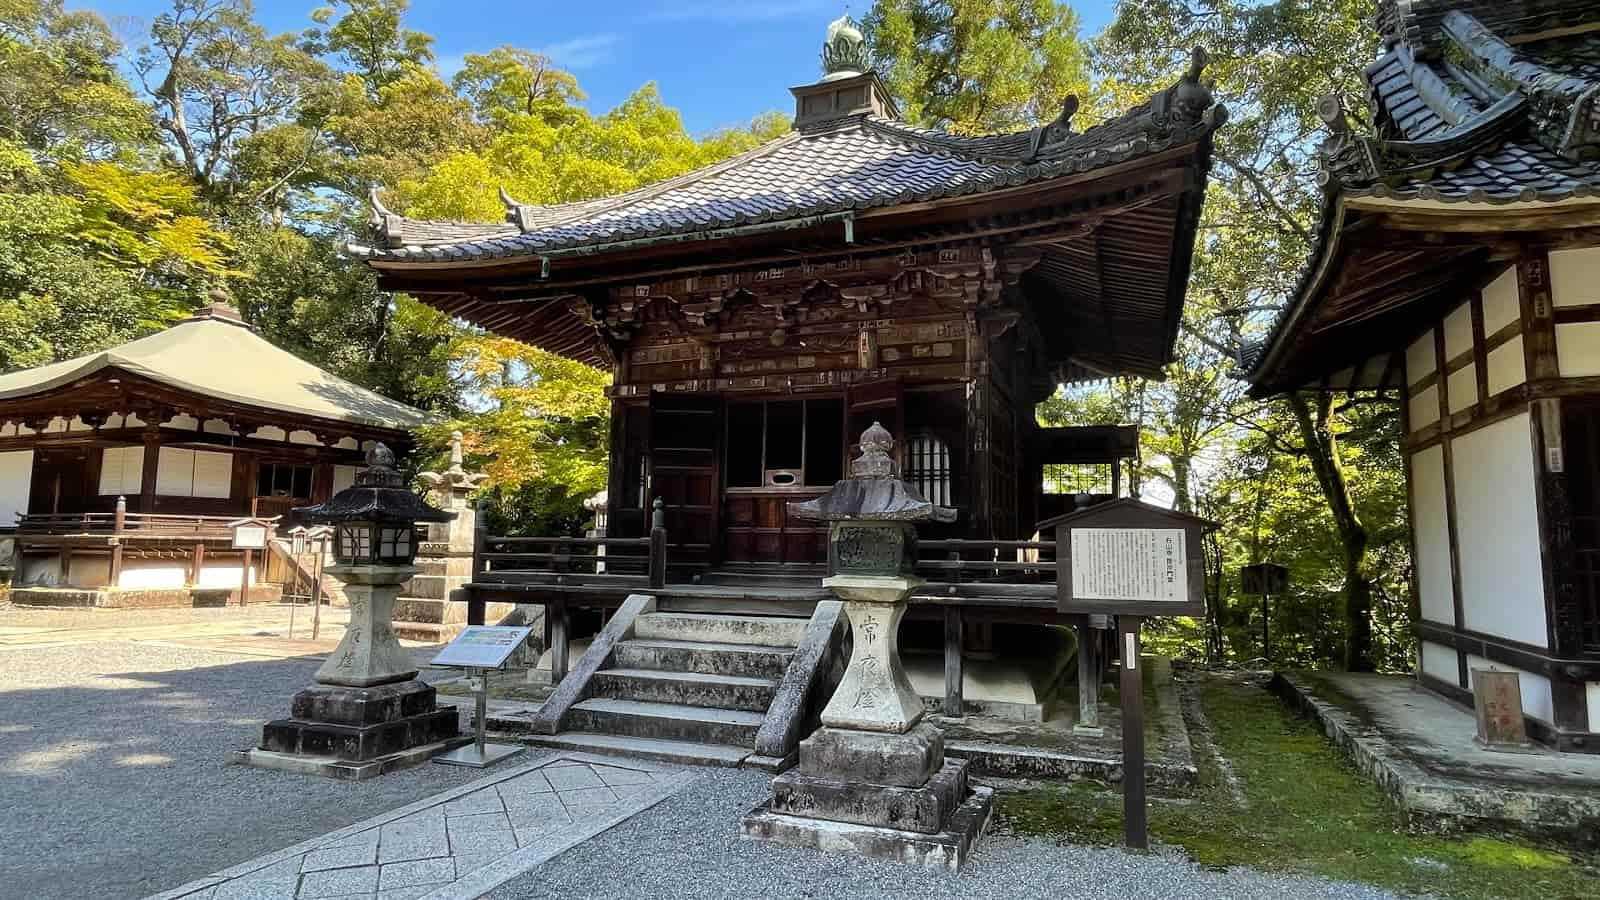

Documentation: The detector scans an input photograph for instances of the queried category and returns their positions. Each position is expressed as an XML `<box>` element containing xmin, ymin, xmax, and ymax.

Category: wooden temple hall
<box><xmin>345</xmin><ymin>17</ymin><xmax>1223</xmax><ymax>752</ymax></box>
<box><xmin>0</xmin><ymin>296</ymin><xmax>429</xmax><ymax>606</ymax></box>
<box><xmin>1244</xmin><ymin>0</ymin><xmax>1600</xmax><ymax>751</ymax></box>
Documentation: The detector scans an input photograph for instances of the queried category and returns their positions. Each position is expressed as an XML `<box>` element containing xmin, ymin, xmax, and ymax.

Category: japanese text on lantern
<box><xmin>1070</xmin><ymin>528</ymin><xmax>1187</xmax><ymax>604</ymax></box>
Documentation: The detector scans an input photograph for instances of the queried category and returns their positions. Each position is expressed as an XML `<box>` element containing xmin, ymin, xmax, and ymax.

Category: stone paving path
<box><xmin>146</xmin><ymin>754</ymin><xmax>697</xmax><ymax>900</ymax></box>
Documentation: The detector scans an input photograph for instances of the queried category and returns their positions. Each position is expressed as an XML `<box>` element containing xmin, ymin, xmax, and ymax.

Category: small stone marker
<box><xmin>1472</xmin><ymin>669</ymin><xmax>1529</xmax><ymax>749</ymax></box>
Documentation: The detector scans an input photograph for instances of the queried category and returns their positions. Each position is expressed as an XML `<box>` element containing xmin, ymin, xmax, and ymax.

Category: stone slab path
<box><xmin>146</xmin><ymin>754</ymin><xmax>697</xmax><ymax>900</ymax></box>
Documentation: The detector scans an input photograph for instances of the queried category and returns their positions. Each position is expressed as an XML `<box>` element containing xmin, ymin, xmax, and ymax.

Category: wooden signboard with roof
<box><xmin>1039</xmin><ymin>497</ymin><xmax>1216</xmax><ymax>850</ymax></box>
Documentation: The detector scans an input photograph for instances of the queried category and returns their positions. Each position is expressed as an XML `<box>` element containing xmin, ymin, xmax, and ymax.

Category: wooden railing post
<box><xmin>468</xmin><ymin>497</ymin><xmax>488</xmax><ymax>626</ymax></box>
<box><xmin>648</xmin><ymin>497</ymin><xmax>667</xmax><ymax>589</ymax></box>
<box><xmin>190</xmin><ymin>542</ymin><xmax>205</xmax><ymax>585</ymax></box>
<box><xmin>943</xmin><ymin>605</ymin><xmax>964</xmax><ymax>716</ymax></box>
<box><xmin>108</xmin><ymin>496</ymin><xmax>126</xmax><ymax>588</ymax></box>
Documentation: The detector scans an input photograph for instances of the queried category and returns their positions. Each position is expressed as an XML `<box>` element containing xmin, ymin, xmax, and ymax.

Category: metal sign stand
<box><xmin>430</xmin><ymin>625</ymin><xmax>535</xmax><ymax>768</ymax></box>
<box><xmin>434</xmin><ymin>666</ymin><xmax>523</xmax><ymax>768</ymax></box>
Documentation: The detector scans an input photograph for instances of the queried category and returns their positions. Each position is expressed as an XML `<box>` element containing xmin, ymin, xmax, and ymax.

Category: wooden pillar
<box><xmin>1118</xmin><ymin>615</ymin><xmax>1148</xmax><ymax>851</ymax></box>
<box><xmin>1074</xmin><ymin>617</ymin><xmax>1102</xmax><ymax>734</ymax></box>
<box><xmin>108</xmin><ymin>496</ymin><xmax>126</xmax><ymax>588</ymax></box>
<box><xmin>943</xmin><ymin>605</ymin><xmax>964</xmax><ymax>716</ymax></box>
<box><xmin>648</xmin><ymin>497</ymin><xmax>667</xmax><ymax>588</ymax></box>
<box><xmin>468</xmin><ymin>498</ymin><xmax>488</xmax><ymax>626</ymax></box>
<box><xmin>139</xmin><ymin>424</ymin><xmax>161</xmax><ymax>513</ymax></box>
<box><xmin>190</xmin><ymin>542</ymin><xmax>205</xmax><ymax>585</ymax></box>
<box><xmin>57</xmin><ymin>546</ymin><xmax>71</xmax><ymax>586</ymax></box>
<box><xmin>550</xmin><ymin>597</ymin><xmax>570</xmax><ymax>684</ymax></box>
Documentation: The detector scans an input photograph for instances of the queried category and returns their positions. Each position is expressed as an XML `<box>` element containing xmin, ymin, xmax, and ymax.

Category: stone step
<box><xmin>632</xmin><ymin>612</ymin><xmax>807</xmax><ymax>648</ymax></box>
<box><xmin>393</xmin><ymin>597</ymin><xmax>466</xmax><ymax>626</ymax></box>
<box><xmin>393</xmin><ymin>620</ymin><xmax>463</xmax><ymax>644</ymax></box>
<box><xmin>591</xmin><ymin>667</ymin><xmax>777</xmax><ymax>713</ymax></box>
<box><xmin>566</xmin><ymin>697</ymin><xmax>764</xmax><ymax>747</ymax></box>
<box><xmin>398</xmin><ymin>574</ymin><xmax>452</xmax><ymax>600</ymax></box>
<box><xmin>614</xmin><ymin>638</ymin><xmax>794</xmax><ymax>680</ymax></box>
<box><xmin>525</xmin><ymin>732</ymin><xmax>750</xmax><ymax>767</ymax></box>
<box><xmin>698</xmin><ymin>569</ymin><xmax>824</xmax><ymax>589</ymax></box>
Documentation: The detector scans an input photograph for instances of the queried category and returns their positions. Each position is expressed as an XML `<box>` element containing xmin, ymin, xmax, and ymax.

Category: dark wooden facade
<box><xmin>356</xmin><ymin>41</ymin><xmax>1221</xmax><ymax>571</ymax></box>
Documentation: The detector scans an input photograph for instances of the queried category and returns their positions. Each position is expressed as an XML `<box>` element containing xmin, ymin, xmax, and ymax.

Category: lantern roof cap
<box><xmin>295</xmin><ymin>443</ymin><xmax>454</xmax><ymax>525</ymax></box>
<box><xmin>788</xmin><ymin>423</ymin><xmax>956</xmax><ymax>523</ymax></box>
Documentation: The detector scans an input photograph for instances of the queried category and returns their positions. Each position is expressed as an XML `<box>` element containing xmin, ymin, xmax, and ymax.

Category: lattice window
<box><xmin>905</xmin><ymin>432</ymin><xmax>952</xmax><ymax>507</ymax></box>
<box><xmin>1042</xmin><ymin>462</ymin><xmax>1113</xmax><ymax>496</ymax></box>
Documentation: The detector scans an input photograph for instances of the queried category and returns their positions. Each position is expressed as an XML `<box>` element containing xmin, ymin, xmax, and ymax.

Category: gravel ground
<box><xmin>0</xmin><ymin>639</ymin><xmax>480</xmax><ymax>900</ymax></box>
<box><xmin>485</xmin><ymin>769</ymin><xmax>1407</xmax><ymax>900</ymax></box>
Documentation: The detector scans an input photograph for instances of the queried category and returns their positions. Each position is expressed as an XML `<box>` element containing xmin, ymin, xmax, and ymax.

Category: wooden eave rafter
<box><xmin>379</xmin><ymin>150</ymin><xmax>1211</xmax><ymax>376</ymax></box>
<box><xmin>0</xmin><ymin>368</ymin><xmax>414</xmax><ymax>448</ymax></box>
<box><xmin>1248</xmin><ymin>191</ymin><xmax>1600</xmax><ymax>396</ymax></box>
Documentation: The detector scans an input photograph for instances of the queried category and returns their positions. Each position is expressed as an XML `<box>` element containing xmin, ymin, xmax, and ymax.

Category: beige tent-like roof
<box><xmin>0</xmin><ymin>303</ymin><xmax>430</xmax><ymax>432</ymax></box>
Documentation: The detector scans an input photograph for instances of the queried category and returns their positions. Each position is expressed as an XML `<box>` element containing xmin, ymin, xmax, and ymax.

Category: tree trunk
<box><xmin>1171</xmin><ymin>455</ymin><xmax>1192</xmax><ymax>514</ymax></box>
<box><xmin>1288</xmin><ymin>392</ymin><xmax>1374</xmax><ymax>671</ymax></box>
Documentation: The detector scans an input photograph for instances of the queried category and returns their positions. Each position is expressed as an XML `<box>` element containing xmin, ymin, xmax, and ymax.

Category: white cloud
<box><xmin>535</xmin><ymin>33</ymin><xmax>623</xmax><ymax>70</ymax></box>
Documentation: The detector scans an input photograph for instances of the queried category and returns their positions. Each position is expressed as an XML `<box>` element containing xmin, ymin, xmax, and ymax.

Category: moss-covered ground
<box><xmin>997</xmin><ymin>676</ymin><xmax>1600</xmax><ymax>899</ymax></box>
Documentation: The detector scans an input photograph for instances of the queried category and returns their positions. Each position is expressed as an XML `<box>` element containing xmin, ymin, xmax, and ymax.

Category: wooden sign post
<box><xmin>1041</xmin><ymin>498</ymin><xmax>1216</xmax><ymax>853</ymax></box>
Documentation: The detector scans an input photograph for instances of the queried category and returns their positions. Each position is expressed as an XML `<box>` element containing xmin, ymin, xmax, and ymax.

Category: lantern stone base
<box><xmin>743</xmin><ymin>723</ymin><xmax>992</xmax><ymax>870</ymax></box>
<box><xmin>246</xmin><ymin>680</ymin><xmax>463</xmax><ymax>778</ymax></box>
<box><xmin>741</xmin><ymin>784</ymin><xmax>994</xmax><ymax>874</ymax></box>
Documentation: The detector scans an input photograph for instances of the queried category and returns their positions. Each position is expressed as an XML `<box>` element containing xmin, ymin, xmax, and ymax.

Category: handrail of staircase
<box><xmin>751</xmin><ymin>599</ymin><xmax>847</xmax><ymax>767</ymax></box>
<box><xmin>528</xmin><ymin>592</ymin><xmax>657</xmax><ymax>736</ymax></box>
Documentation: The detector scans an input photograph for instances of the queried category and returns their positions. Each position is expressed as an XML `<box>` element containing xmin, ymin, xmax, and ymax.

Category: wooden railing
<box><xmin>15</xmin><ymin>510</ymin><xmax>239</xmax><ymax>537</ymax></box>
<box><xmin>467</xmin><ymin>498</ymin><xmax>669</xmax><ymax>626</ymax></box>
<box><xmin>913</xmin><ymin>539</ymin><xmax>1057</xmax><ymax>584</ymax></box>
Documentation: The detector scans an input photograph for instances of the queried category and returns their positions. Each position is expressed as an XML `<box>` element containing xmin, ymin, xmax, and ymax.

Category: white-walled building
<box><xmin>0</xmin><ymin>298</ymin><xmax>428</xmax><ymax>603</ymax></box>
<box><xmin>1244</xmin><ymin>0</ymin><xmax>1600</xmax><ymax>752</ymax></box>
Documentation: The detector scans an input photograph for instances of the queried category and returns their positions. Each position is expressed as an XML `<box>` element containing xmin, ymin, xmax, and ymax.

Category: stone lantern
<box><xmin>240</xmin><ymin>444</ymin><xmax>465</xmax><ymax>778</ymax></box>
<box><xmin>741</xmin><ymin>422</ymin><xmax>995</xmax><ymax>872</ymax></box>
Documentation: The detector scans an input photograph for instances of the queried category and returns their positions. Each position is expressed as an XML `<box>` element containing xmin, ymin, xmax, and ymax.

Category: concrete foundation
<box><xmin>9</xmin><ymin>584</ymin><xmax>281</xmax><ymax>609</ymax></box>
<box><xmin>1275</xmin><ymin>671</ymin><xmax>1600</xmax><ymax>839</ymax></box>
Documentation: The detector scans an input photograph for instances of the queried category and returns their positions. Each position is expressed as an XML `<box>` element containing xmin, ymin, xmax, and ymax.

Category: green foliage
<box><xmin>863</xmin><ymin>0</ymin><xmax>1093</xmax><ymax>133</ymax></box>
<box><xmin>0</xmin><ymin>0</ymin><xmax>154</xmax><ymax>155</ymax></box>
<box><xmin>999</xmin><ymin>677</ymin><xmax>1600</xmax><ymax>899</ymax></box>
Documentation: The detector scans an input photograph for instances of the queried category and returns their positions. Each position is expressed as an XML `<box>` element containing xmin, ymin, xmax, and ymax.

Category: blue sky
<box><xmin>82</xmin><ymin>0</ymin><xmax>1120</xmax><ymax>134</ymax></box>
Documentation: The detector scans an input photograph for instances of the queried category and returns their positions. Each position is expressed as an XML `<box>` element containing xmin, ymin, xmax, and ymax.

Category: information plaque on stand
<box><xmin>432</xmin><ymin>625</ymin><xmax>535</xmax><ymax>768</ymax></box>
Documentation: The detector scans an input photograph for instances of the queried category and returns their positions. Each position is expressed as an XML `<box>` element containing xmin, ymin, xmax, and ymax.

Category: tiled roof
<box><xmin>1242</xmin><ymin>5</ymin><xmax>1600</xmax><ymax>383</ymax></box>
<box><xmin>350</xmin><ymin>69</ymin><xmax>1224</xmax><ymax>264</ymax></box>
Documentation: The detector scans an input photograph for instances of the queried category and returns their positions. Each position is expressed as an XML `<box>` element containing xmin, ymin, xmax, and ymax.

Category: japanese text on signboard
<box><xmin>1070</xmin><ymin>528</ymin><xmax>1187</xmax><ymax>604</ymax></box>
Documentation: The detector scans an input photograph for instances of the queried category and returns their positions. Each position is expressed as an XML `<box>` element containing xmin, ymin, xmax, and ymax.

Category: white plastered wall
<box><xmin>1410</xmin><ymin>445</ymin><xmax>1454</xmax><ymax>626</ymax></box>
<box><xmin>1550</xmin><ymin>246</ymin><xmax>1600</xmax><ymax>307</ymax></box>
<box><xmin>1481</xmin><ymin>268</ymin><xmax>1520</xmax><ymax>331</ymax></box>
<box><xmin>1406</xmin><ymin>330</ymin><xmax>1438</xmax><ymax>431</ymax></box>
<box><xmin>1419</xmin><ymin>640</ymin><xmax>1459</xmax><ymax>685</ymax></box>
<box><xmin>1589</xmin><ymin>683</ymin><xmax>1600</xmax><ymax>730</ymax></box>
<box><xmin>1468</xmin><ymin>654</ymin><xmax>1554</xmax><ymax>724</ymax></box>
<box><xmin>1486</xmin><ymin>336</ymin><xmax>1526</xmax><ymax>396</ymax></box>
<box><xmin>0</xmin><ymin>449</ymin><xmax>33</xmax><ymax>529</ymax></box>
<box><xmin>1451</xmin><ymin>413</ymin><xmax>1549</xmax><ymax>647</ymax></box>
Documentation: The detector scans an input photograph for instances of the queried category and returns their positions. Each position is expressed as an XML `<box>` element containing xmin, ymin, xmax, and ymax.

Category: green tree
<box><xmin>862</xmin><ymin>0</ymin><xmax>1093</xmax><ymax>134</ymax></box>
<box><xmin>1096</xmin><ymin>0</ymin><xmax>1387</xmax><ymax>671</ymax></box>
<box><xmin>0</xmin><ymin>0</ymin><xmax>153</xmax><ymax>156</ymax></box>
<box><xmin>134</xmin><ymin>0</ymin><xmax>332</xmax><ymax>203</ymax></box>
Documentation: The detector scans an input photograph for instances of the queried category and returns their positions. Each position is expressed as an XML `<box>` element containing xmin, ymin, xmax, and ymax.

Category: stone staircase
<box><xmin>394</xmin><ymin>542</ymin><xmax>518</xmax><ymax>643</ymax></box>
<box><xmin>530</xmin><ymin>610</ymin><xmax>808</xmax><ymax>766</ymax></box>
